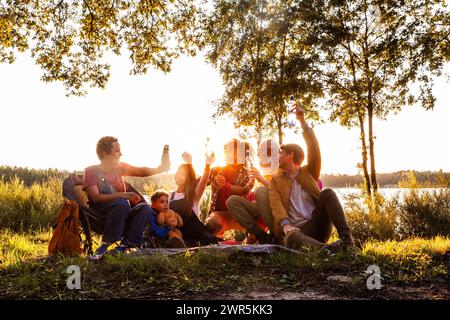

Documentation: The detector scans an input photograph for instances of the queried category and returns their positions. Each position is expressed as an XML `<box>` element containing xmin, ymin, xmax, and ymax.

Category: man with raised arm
<box><xmin>269</xmin><ymin>102</ymin><xmax>355</xmax><ymax>253</ymax></box>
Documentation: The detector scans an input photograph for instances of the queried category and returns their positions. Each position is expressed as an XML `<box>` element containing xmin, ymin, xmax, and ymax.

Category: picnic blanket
<box><xmin>134</xmin><ymin>244</ymin><xmax>302</xmax><ymax>256</ymax></box>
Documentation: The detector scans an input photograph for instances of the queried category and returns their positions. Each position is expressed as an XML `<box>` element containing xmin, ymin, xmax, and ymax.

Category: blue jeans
<box><xmin>94</xmin><ymin>199</ymin><xmax>152</xmax><ymax>247</ymax></box>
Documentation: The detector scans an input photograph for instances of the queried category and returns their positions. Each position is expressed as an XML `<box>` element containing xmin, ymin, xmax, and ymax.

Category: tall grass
<box><xmin>362</xmin><ymin>236</ymin><xmax>450</xmax><ymax>283</ymax></box>
<box><xmin>0</xmin><ymin>229</ymin><xmax>51</xmax><ymax>267</ymax></box>
<box><xmin>345</xmin><ymin>173</ymin><xmax>450</xmax><ymax>245</ymax></box>
<box><xmin>398</xmin><ymin>188</ymin><xmax>450</xmax><ymax>238</ymax></box>
<box><xmin>0</xmin><ymin>177</ymin><xmax>63</xmax><ymax>232</ymax></box>
<box><xmin>345</xmin><ymin>189</ymin><xmax>399</xmax><ymax>245</ymax></box>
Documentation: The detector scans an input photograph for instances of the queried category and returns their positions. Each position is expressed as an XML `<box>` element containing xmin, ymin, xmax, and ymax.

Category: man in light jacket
<box><xmin>269</xmin><ymin>102</ymin><xmax>354</xmax><ymax>252</ymax></box>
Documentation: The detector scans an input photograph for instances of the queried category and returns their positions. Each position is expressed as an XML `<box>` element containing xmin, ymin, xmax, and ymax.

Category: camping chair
<box><xmin>62</xmin><ymin>174</ymin><xmax>148</xmax><ymax>255</ymax></box>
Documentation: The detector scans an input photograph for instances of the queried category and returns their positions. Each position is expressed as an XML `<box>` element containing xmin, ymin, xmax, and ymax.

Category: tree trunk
<box><xmin>256</xmin><ymin>128</ymin><xmax>262</xmax><ymax>146</ymax></box>
<box><xmin>358</xmin><ymin>114</ymin><xmax>371</xmax><ymax>195</ymax></box>
<box><xmin>368</xmin><ymin>105</ymin><xmax>378</xmax><ymax>192</ymax></box>
<box><xmin>277</xmin><ymin>117</ymin><xmax>283</xmax><ymax>145</ymax></box>
<box><xmin>256</xmin><ymin>99</ymin><xmax>263</xmax><ymax>145</ymax></box>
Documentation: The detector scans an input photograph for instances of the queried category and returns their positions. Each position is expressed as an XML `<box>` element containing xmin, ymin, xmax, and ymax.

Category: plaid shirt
<box><xmin>208</xmin><ymin>165</ymin><xmax>255</xmax><ymax>214</ymax></box>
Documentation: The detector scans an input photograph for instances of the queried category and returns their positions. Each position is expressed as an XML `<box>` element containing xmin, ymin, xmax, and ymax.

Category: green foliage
<box><xmin>202</xmin><ymin>0</ymin><xmax>322</xmax><ymax>143</ymax></box>
<box><xmin>398</xmin><ymin>189</ymin><xmax>450</xmax><ymax>239</ymax></box>
<box><xmin>0</xmin><ymin>177</ymin><xmax>63</xmax><ymax>232</ymax></box>
<box><xmin>0</xmin><ymin>0</ymin><xmax>199</xmax><ymax>96</ymax></box>
<box><xmin>0</xmin><ymin>165</ymin><xmax>72</xmax><ymax>186</ymax></box>
<box><xmin>202</xmin><ymin>0</ymin><xmax>449</xmax><ymax>193</ymax></box>
<box><xmin>345</xmin><ymin>177</ymin><xmax>450</xmax><ymax>244</ymax></box>
<box><xmin>345</xmin><ymin>189</ymin><xmax>399</xmax><ymax>246</ymax></box>
<box><xmin>0</xmin><ymin>229</ymin><xmax>51</xmax><ymax>267</ymax></box>
<box><xmin>299</xmin><ymin>0</ymin><xmax>449</xmax><ymax>194</ymax></box>
<box><xmin>362</xmin><ymin>236</ymin><xmax>450</xmax><ymax>284</ymax></box>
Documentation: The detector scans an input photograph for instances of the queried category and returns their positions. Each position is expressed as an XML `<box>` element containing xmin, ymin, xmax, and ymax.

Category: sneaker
<box><xmin>318</xmin><ymin>246</ymin><xmax>332</xmax><ymax>257</ymax></box>
<box><xmin>254</xmin><ymin>229</ymin><xmax>273</xmax><ymax>245</ymax></box>
<box><xmin>109</xmin><ymin>244</ymin><xmax>128</xmax><ymax>256</ymax></box>
<box><xmin>322</xmin><ymin>239</ymin><xmax>344</xmax><ymax>254</ymax></box>
<box><xmin>283</xmin><ymin>230</ymin><xmax>324</xmax><ymax>251</ymax></box>
<box><xmin>89</xmin><ymin>243</ymin><xmax>109</xmax><ymax>261</ymax></box>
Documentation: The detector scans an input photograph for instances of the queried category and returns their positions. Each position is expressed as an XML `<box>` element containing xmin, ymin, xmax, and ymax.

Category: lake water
<box><xmin>334</xmin><ymin>188</ymin><xmax>447</xmax><ymax>205</ymax></box>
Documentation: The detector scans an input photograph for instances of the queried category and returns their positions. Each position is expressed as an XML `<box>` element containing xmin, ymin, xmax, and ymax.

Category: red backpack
<box><xmin>48</xmin><ymin>199</ymin><xmax>82</xmax><ymax>256</ymax></box>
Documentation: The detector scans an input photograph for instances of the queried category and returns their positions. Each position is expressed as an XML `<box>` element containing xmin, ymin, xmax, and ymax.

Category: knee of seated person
<box><xmin>320</xmin><ymin>188</ymin><xmax>336</xmax><ymax>200</ymax></box>
<box><xmin>255</xmin><ymin>186</ymin><xmax>268</xmax><ymax>200</ymax></box>
<box><xmin>138</xmin><ymin>203</ymin><xmax>153</xmax><ymax>213</ymax></box>
<box><xmin>283</xmin><ymin>230</ymin><xmax>302</xmax><ymax>249</ymax></box>
<box><xmin>226</xmin><ymin>195</ymin><xmax>241</xmax><ymax>209</ymax></box>
<box><xmin>111</xmin><ymin>198</ymin><xmax>131</xmax><ymax>211</ymax></box>
<box><xmin>136</xmin><ymin>204</ymin><xmax>153</xmax><ymax>217</ymax></box>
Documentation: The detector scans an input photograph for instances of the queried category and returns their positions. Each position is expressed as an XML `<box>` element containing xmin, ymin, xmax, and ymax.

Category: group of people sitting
<box><xmin>83</xmin><ymin>105</ymin><xmax>355</xmax><ymax>260</ymax></box>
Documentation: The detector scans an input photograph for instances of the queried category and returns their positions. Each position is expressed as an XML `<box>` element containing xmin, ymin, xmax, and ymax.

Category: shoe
<box><xmin>169</xmin><ymin>237</ymin><xmax>187</xmax><ymax>248</ymax></box>
<box><xmin>254</xmin><ymin>229</ymin><xmax>273</xmax><ymax>245</ymax></box>
<box><xmin>283</xmin><ymin>230</ymin><xmax>324</xmax><ymax>251</ymax></box>
<box><xmin>89</xmin><ymin>243</ymin><xmax>109</xmax><ymax>261</ymax></box>
<box><xmin>109</xmin><ymin>244</ymin><xmax>128</xmax><ymax>256</ymax></box>
<box><xmin>318</xmin><ymin>246</ymin><xmax>332</xmax><ymax>257</ymax></box>
<box><xmin>321</xmin><ymin>239</ymin><xmax>344</xmax><ymax>254</ymax></box>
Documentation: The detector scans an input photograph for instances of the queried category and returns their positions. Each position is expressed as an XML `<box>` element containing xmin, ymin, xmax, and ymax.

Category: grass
<box><xmin>344</xmin><ymin>177</ymin><xmax>450</xmax><ymax>244</ymax></box>
<box><xmin>0</xmin><ymin>173</ymin><xmax>449</xmax><ymax>299</ymax></box>
<box><xmin>0</xmin><ymin>229</ymin><xmax>449</xmax><ymax>300</ymax></box>
<box><xmin>0</xmin><ymin>177</ymin><xmax>63</xmax><ymax>232</ymax></box>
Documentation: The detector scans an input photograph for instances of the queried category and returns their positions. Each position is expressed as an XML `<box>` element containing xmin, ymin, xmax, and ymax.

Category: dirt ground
<box><xmin>202</xmin><ymin>286</ymin><xmax>450</xmax><ymax>300</ymax></box>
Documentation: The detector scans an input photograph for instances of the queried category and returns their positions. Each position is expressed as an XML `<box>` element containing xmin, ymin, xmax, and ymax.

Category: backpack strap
<box><xmin>94</xmin><ymin>166</ymin><xmax>119</xmax><ymax>194</ymax></box>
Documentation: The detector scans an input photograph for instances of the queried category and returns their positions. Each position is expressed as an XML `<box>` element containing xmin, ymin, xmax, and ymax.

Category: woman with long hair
<box><xmin>169</xmin><ymin>153</ymin><xmax>219</xmax><ymax>247</ymax></box>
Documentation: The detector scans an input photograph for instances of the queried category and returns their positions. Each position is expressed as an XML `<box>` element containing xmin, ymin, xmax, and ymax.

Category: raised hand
<box><xmin>205</xmin><ymin>152</ymin><xmax>215</xmax><ymax>166</ymax></box>
<box><xmin>160</xmin><ymin>145</ymin><xmax>171</xmax><ymax>172</ymax></box>
<box><xmin>182</xmin><ymin>152</ymin><xmax>193</xmax><ymax>164</ymax></box>
<box><xmin>294</xmin><ymin>102</ymin><xmax>307</xmax><ymax>127</ymax></box>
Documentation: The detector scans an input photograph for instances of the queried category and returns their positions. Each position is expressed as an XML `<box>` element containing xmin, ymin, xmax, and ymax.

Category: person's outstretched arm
<box><xmin>181</xmin><ymin>152</ymin><xmax>215</xmax><ymax>203</ymax></box>
<box><xmin>296</xmin><ymin>104</ymin><xmax>321</xmax><ymax>181</ymax></box>
<box><xmin>195</xmin><ymin>164</ymin><xmax>212</xmax><ymax>203</ymax></box>
<box><xmin>120</xmin><ymin>145</ymin><xmax>170</xmax><ymax>177</ymax></box>
<box><xmin>120</xmin><ymin>162</ymin><xmax>165</xmax><ymax>177</ymax></box>
<box><xmin>250</xmin><ymin>167</ymin><xmax>270</xmax><ymax>188</ymax></box>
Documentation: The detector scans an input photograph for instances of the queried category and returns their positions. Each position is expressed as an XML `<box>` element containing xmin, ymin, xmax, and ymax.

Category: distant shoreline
<box><xmin>1</xmin><ymin>165</ymin><xmax>448</xmax><ymax>189</ymax></box>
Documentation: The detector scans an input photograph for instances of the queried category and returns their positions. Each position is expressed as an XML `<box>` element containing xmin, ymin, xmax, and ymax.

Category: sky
<box><xmin>0</xmin><ymin>51</ymin><xmax>449</xmax><ymax>176</ymax></box>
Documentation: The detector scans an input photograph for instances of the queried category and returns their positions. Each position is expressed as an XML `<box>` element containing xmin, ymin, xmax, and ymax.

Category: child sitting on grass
<box><xmin>148</xmin><ymin>190</ymin><xmax>186</xmax><ymax>248</ymax></box>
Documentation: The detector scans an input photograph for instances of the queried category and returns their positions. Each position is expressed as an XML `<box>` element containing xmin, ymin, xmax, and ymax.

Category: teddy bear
<box><xmin>156</xmin><ymin>209</ymin><xmax>184</xmax><ymax>240</ymax></box>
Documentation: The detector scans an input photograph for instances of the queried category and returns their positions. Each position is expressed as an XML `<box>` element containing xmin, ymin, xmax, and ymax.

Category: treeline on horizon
<box><xmin>0</xmin><ymin>165</ymin><xmax>449</xmax><ymax>189</ymax></box>
<box><xmin>320</xmin><ymin>171</ymin><xmax>450</xmax><ymax>188</ymax></box>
